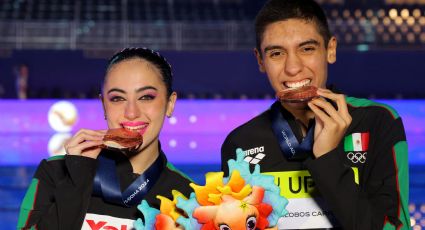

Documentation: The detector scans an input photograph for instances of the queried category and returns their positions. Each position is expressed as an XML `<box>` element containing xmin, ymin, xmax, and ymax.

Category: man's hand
<box><xmin>307</xmin><ymin>88</ymin><xmax>352</xmax><ymax>158</ymax></box>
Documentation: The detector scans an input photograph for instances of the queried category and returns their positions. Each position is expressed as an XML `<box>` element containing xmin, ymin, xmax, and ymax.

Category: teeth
<box><xmin>123</xmin><ymin>125</ymin><xmax>147</xmax><ymax>131</ymax></box>
<box><xmin>285</xmin><ymin>79</ymin><xmax>311</xmax><ymax>88</ymax></box>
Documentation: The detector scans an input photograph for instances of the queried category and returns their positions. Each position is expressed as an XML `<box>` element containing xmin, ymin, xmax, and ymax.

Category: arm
<box><xmin>17</xmin><ymin>155</ymin><xmax>99</xmax><ymax>230</ymax></box>
<box><xmin>307</xmin><ymin>94</ymin><xmax>409</xmax><ymax>229</ymax></box>
<box><xmin>17</xmin><ymin>128</ymin><xmax>105</xmax><ymax>229</ymax></box>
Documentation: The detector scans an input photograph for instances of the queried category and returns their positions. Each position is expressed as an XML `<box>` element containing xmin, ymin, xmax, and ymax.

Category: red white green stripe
<box><xmin>345</xmin><ymin>96</ymin><xmax>399</xmax><ymax>119</ymax></box>
<box><xmin>346</xmin><ymin>96</ymin><xmax>409</xmax><ymax>229</ymax></box>
<box><xmin>344</xmin><ymin>132</ymin><xmax>369</xmax><ymax>151</ymax></box>
<box><xmin>17</xmin><ymin>178</ymin><xmax>39</xmax><ymax>229</ymax></box>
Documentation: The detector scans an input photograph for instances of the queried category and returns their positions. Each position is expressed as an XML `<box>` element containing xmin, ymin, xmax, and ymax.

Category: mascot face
<box><xmin>193</xmin><ymin>187</ymin><xmax>272</xmax><ymax>230</ymax></box>
<box><xmin>214</xmin><ymin>199</ymin><xmax>259</xmax><ymax>230</ymax></box>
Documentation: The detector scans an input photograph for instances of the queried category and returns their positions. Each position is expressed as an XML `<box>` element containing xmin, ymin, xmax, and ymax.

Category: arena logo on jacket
<box><xmin>344</xmin><ymin>132</ymin><xmax>369</xmax><ymax>164</ymax></box>
<box><xmin>82</xmin><ymin>213</ymin><xmax>135</xmax><ymax>230</ymax></box>
<box><xmin>242</xmin><ymin>146</ymin><xmax>266</xmax><ymax>164</ymax></box>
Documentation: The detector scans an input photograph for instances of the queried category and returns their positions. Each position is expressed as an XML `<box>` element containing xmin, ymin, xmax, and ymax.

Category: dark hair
<box><xmin>255</xmin><ymin>0</ymin><xmax>332</xmax><ymax>54</ymax></box>
<box><xmin>104</xmin><ymin>48</ymin><xmax>173</xmax><ymax>97</ymax></box>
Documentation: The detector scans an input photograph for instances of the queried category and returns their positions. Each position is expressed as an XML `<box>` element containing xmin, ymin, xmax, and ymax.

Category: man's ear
<box><xmin>327</xmin><ymin>36</ymin><xmax>337</xmax><ymax>64</ymax></box>
<box><xmin>254</xmin><ymin>48</ymin><xmax>266</xmax><ymax>73</ymax></box>
<box><xmin>166</xmin><ymin>92</ymin><xmax>177</xmax><ymax>118</ymax></box>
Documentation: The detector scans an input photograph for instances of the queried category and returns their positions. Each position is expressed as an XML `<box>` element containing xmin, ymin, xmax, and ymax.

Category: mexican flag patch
<box><xmin>344</xmin><ymin>132</ymin><xmax>369</xmax><ymax>152</ymax></box>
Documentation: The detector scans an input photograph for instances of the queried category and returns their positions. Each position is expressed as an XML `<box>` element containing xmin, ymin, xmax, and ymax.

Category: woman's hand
<box><xmin>307</xmin><ymin>88</ymin><xmax>352</xmax><ymax>158</ymax></box>
<box><xmin>64</xmin><ymin>129</ymin><xmax>107</xmax><ymax>159</ymax></box>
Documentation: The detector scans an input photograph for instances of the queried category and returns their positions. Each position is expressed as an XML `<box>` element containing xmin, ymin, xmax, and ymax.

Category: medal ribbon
<box><xmin>270</xmin><ymin>102</ymin><xmax>315</xmax><ymax>160</ymax></box>
<box><xmin>93</xmin><ymin>153</ymin><xmax>163</xmax><ymax>207</ymax></box>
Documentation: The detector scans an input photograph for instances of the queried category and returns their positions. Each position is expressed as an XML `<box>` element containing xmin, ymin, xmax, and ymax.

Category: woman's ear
<box><xmin>166</xmin><ymin>92</ymin><xmax>177</xmax><ymax>118</ymax></box>
<box><xmin>99</xmin><ymin>94</ymin><xmax>107</xmax><ymax>120</ymax></box>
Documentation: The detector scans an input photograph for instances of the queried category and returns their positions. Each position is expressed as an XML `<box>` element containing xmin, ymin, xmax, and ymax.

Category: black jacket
<box><xmin>18</xmin><ymin>149</ymin><xmax>193</xmax><ymax>230</ymax></box>
<box><xmin>221</xmin><ymin>97</ymin><xmax>410</xmax><ymax>230</ymax></box>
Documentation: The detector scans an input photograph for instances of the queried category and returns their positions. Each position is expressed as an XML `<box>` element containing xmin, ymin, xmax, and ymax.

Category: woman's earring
<box><xmin>104</xmin><ymin>114</ymin><xmax>107</xmax><ymax>120</ymax></box>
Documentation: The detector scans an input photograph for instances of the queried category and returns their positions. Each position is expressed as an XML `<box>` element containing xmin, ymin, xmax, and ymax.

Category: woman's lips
<box><xmin>120</xmin><ymin>121</ymin><xmax>148</xmax><ymax>135</ymax></box>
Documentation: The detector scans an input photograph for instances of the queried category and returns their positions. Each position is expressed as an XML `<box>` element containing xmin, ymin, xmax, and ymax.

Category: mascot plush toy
<box><xmin>134</xmin><ymin>148</ymin><xmax>288</xmax><ymax>230</ymax></box>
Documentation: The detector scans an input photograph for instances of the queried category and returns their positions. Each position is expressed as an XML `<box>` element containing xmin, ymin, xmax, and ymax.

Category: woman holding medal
<box><xmin>18</xmin><ymin>48</ymin><xmax>193</xmax><ymax>230</ymax></box>
<box><xmin>221</xmin><ymin>0</ymin><xmax>410</xmax><ymax>229</ymax></box>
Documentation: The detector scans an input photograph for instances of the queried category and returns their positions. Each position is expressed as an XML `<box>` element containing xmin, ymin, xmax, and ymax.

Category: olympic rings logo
<box><xmin>347</xmin><ymin>152</ymin><xmax>367</xmax><ymax>164</ymax></box>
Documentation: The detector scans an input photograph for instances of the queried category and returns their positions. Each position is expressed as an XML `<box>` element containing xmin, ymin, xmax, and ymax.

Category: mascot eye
<box><xmin>246</xmin><ymin>216</ymin><xmax>257</xmax><ymax>230</ymax></box>
<box><xmin>219</xmin><ymin>224</ymin><xmax>231</xmax><ymax>230</ymax></box>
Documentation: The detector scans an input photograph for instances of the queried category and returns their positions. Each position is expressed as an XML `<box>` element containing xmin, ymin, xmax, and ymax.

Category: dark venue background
<box><xmin>1</xmin><ymin>50</ymin><xmax>425</xmax><ymax>99</ymax></box>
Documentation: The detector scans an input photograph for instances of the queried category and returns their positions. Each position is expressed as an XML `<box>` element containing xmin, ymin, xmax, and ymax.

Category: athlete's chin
<box><xmin>282</xmin><ymin>101</ymin><xmax>310</xmax><ymax>110</ymax></box>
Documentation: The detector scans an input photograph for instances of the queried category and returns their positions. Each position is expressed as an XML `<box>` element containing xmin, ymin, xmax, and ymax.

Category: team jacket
<box><xmin>221</xmin><ymin>97</ymin><xmax>409</xmax><ymax>230</ymax></box>
<box><xmin>17</xmin><ymin>149</ymin><xmax>193</xmax><ymax>230</ymax></box>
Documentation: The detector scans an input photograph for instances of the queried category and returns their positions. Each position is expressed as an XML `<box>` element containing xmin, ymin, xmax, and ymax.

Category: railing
<box><xmin>0</xmin><ymin>21</ymin><xmax>255</xmax><ymax>51</ymax></box>
<box><xmin>0</xmin><ymin>18</ymin><xmax>424</xmax><ymax>51</ymax></box>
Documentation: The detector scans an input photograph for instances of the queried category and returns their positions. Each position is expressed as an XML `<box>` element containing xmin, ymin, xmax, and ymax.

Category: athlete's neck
<box><xmin>281</xmin><ymin>102</ymin><xmax>315</xmax><ymax>133</ymax></box>
<box><xmin>129</xmin><ymin>140</ymin><xmax>159</xmax><ymax>174</ymax></box>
